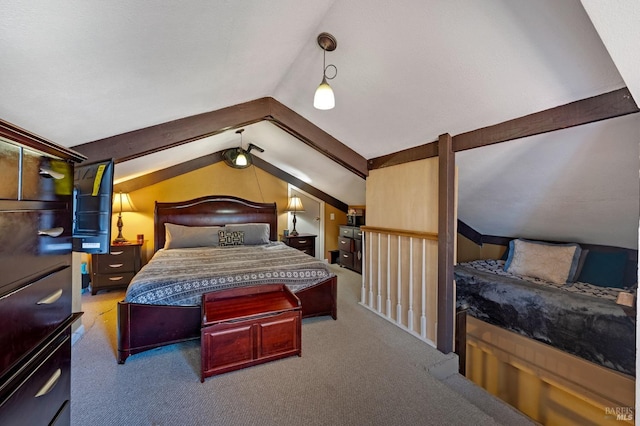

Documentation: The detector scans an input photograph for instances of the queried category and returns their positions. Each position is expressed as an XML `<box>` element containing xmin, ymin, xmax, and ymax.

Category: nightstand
<box><xmin>282</xmin><ymin>233</ymin><xmax>316</xmax><ymax>257</ymax></box>
<box><xmin>90</xmin><ymin>242</ymin><xmax>143</xmax><ymax>295</ymax></box>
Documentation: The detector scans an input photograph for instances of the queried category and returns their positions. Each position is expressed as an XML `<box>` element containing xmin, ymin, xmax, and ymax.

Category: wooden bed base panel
<box><xmin>117</xmin><ymin>276</ymin><xmax>337</xmax><ymax>364</ymax></box>
<box><xmin>462</xmin><ymin>315</ymin><xmax>635</xmax><ymax>425</ymax></box>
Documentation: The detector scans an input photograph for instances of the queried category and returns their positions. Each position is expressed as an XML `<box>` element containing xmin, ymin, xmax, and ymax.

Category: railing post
<box><xmin>437</xmin><ymin>133</ymin><xmax>455</xmax><ymax>353</ymax></box>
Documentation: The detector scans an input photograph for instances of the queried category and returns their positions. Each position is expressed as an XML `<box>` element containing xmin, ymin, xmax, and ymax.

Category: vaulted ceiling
<box><xmin>1</xmin><ymin>0</ymin><xmax>638</xmax><ymax>248</ymax></box>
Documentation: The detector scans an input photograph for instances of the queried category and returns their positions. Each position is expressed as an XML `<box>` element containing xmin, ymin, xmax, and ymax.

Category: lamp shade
<box><xmin>313</xmin><ymin>76</ymin><xmax>335</xmax><ymax>110</ymax></box>
<box><xmin>113</xmin><ymin>192</ymin><xmax>136</xmax><ymax>214</ymax></box>
<box><xmin>285</xmin><ymin>195</ymin><xmax>305</xmax><ymax>212</ymax></box>
<box><xmin>235</xmin><ymin>151</ymin><xmax>248</xmax><ymax>166</ymax></box>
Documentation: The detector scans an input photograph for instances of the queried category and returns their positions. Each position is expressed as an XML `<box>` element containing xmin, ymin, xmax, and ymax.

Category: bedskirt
<box><xmin>455</xmin><ymin>260</ymin><xmax>636</xmax><ymax>376</ymax></box>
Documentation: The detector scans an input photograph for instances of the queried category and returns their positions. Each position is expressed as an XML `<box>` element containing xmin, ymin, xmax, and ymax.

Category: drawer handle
<box><xmin>357</xmin><ymin>232</ymin><xmax>362</xmax><ymax>237</ymax></box>
<box><xmin>39</xmin><ymin>168</ymin><xmax>65</xmax><ymax>180</ymax></box>
<box><xmin>343</xmin><ymin>254</ymin><xmax>349</xmax><ymax>258</ymax></box>
<box><xmin>38</xmin><ymin>227</ymin><xmax>64</xmax><ymax>237</ymax></box>
<box><xmin>35</xmin><ymin>368</ymin><xmax>62</xmax><ymax>398</ymax></box>
<box><xmin>36</xmin><ymin>289</ymin><xmax>63</xmax><ymax>305</ymax></box>
<box><xmin>110</xmin><ymin>251</ymin><xmax>124</xmax><ymax>255</ymax></box>
<box><xmin>108</xmin><ymin>263</ymin><xmax>124</xmax><ymax>268</ymax></box>
<box><xmin>357</xmin><ymin>252</ymin><xmax>362</xmax><ymax>260</ymax></box>
<box><xmin>297</xmin><ymin>240</ymin><xmax>307</xmax><ymax>244</ymax></box>
<box><xmin>340</xmin><ymin>240</ymin><xmax>347</xmax><ymax>244</ymax></box>
<box><xmin>109</xmin><ymin>276</ymin><xmax>124</xmax><ymax>281</ymax></box>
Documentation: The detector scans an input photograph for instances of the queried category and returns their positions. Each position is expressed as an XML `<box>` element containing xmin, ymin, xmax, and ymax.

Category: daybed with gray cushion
<box><xmin>117</xmin><ymin>196</ymin><xmax>337</xmax><ymax>364</ymax></box>
<box><xmin>455</xmin><ymin>238</ymin><xmax>637</xmax><ymax>376</ymax></box>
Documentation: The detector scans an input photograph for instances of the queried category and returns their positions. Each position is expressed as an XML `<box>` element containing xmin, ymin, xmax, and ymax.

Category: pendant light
<box><xmin>313</xmin><ymin>32</ymin><xmax>337</xmax><ymax>110</ymax></box>
<box><xmin>222</xmin><ymin>129</ymin><xmax>264</xmax><ymax>169</ymax></box>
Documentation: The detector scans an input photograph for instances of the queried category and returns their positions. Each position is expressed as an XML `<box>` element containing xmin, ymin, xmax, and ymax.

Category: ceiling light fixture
<box><xmin>222</xmin><ymin>129</ymin><xmax>264</xmax><ymax>169</ymax></box>
<box><xmin>313</xmin><ymin>32</ymin><xmax>337</xmax><ymax>110</ymax></box>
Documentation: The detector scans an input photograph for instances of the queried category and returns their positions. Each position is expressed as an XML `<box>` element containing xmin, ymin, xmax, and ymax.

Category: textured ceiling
<box><xmin>0</xmin><ymin>0</ymin><xmax>638</xmax><ymax>247</ymax></box>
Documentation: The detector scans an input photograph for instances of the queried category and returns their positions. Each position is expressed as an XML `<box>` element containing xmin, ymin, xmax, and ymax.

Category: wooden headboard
<box><xmin>154</xmin><ymin>195</ymin><xmax>278</xmax><ymax>252</ymax></box>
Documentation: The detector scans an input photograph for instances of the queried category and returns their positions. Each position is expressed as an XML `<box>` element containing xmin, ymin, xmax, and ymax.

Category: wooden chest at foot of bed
<box><xmin>200</xmin><ymin>284</ymin><xmax>302</xmax><ymax>381</ymax></box>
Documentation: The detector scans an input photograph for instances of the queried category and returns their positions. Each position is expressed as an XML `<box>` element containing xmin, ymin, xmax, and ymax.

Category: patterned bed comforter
<box><xmin>124</xmin><ymin>242</ymin><xmax>334</xmax><ymax>306</ymax></box>
<box><xmin>455</xmin><ymin>260</ymin><xmax>636</xmax><ymax>376</ymax></box>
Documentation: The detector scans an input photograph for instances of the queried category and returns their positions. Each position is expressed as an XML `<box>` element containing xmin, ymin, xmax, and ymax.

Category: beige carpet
<box><xmin>71</xmin><ymin>264</ymin><xmax>534</xmax><ymax>425</ymax></box>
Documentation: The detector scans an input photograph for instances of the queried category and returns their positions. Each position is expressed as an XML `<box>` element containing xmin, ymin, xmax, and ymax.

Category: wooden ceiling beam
<box><xmin>73</xmin><ymin>98</ymin><xmax>271</xmax><ymax>163</ymax></box>
<box><xmin>114</xmin><ymin>151</ymin><xmax>349</xmax><ymax>212</ymax></box>
<box><xmin>367</xmin><ymin>87</ymin><xmax>639</xmax><ymax>170</ymax></box>
<box><xmin>73</xmin><ymin>97</ymin><xmax>368</xmax><ymax>179</ymax></box>
<box><xmin>453</xmin><ymin>87</ymin><xmax>638</xmax><ymax>152</ymax></box>
<box><xmin>267</xmin><ymin>100</ymin><xmax>368</xmax><ymax>178</ymax></box>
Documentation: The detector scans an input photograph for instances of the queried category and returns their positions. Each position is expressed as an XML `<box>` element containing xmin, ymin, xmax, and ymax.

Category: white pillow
<box><xmin>504</xmin><ymin>239</ymin><xmax>582</xmax><ymax>285</ymax></box>
<box><xmin>164</xmin><ymin>223</ymin><xmax>222</xmax><ymax>249</ymax></box>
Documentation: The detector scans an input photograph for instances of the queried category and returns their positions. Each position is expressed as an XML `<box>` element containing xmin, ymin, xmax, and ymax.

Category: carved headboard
<box><xmin>154</xmin><ymin>195</ymin><xmax>278</xmax><ymax>252</ymax></box>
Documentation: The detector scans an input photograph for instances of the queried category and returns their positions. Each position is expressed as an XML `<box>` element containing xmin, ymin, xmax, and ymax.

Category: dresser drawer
<box><xmin>0</xmin><ymin>267</ymin><xmax>72</xmax><ymax>378</ymax></box>
<box><xmin>285</xmin><ymin>237</ymin><xmax>313</xmax><ymax>250</ymax></box>
<box><xmin>0</xmin><ymin>140</ymin><xmax>20</xmax><ymax>199</ymax></box>
<box><xmin>92</xmin><ymin>272</ymin><xmax>136</xmax><ymax>289</ymax></box>
<box><xmin>0</xmin><ymin>210</ymin><xmax>72</xmax><ymax>294</ymax></box>
<box><xmin>353</xmin><ymin>228</ymin><xmax>363</xmax><ymax>240</ymax></box>
<box><xmin>339</xmin><ymin>250</ymin><xmax>354</xmax><ymax>269</ymax></box>
<box><xmin>0</xmin><ymin>333</ymin><xmax>71</xmax><ymax>426</ymax></box>
<box><xmin>93</xmin><ymin>250</ymin><xmax>137</xmax><ymax>274</ymax></box>
<box><xmin>21</xmin><ymin>151</ymin><xmax>73</xmax><ymax>202</ymax></box>
<box><xmin>339</xmin><ymin>226</ymin><xmax>354</xmax><ymax>239</ymax></box>
<box><xmin>338</xmin><ymin>237</ymin><xmax>353</xmax><ymax>252</ymax></box>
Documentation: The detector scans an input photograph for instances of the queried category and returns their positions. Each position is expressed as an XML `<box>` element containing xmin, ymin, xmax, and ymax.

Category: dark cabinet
<box><xmin>91</xmin><ymin>243</ymin><xmax>142</xmax><ymax>295</ymax></box>
<box><xmin>338</xmin><ymin>226</ymin><xmax>362</xmax><ymax>274</ymax></box>
<box><xmin>282</xmin><ymin>234</ymin><xmax>316</xmax><ymax>257</ymax></box>
<box><xmin>0</xmin><ymin>119</ymin><xmax>85</xmax><ymax>425</ymax></box>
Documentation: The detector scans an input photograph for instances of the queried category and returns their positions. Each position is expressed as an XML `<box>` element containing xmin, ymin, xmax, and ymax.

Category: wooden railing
<box><xmin>360</xmin><ymin>226</ymin><xmax>439</xmax><ymax>347</ymax></box>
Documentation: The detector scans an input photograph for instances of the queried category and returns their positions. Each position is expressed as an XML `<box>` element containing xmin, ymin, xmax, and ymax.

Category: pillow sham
<box><xmin>577</xmin><ymin>250</ymin><xmax>627</xmax><ymax>288</ymax></box>
<box><xmin>224</xmin><ymin>223</ymin><xmax>270</xmax><ymax>245</ymax></box>
<box><xmin>504</xmin><ymin>239</ymin><xmax>582</xmax><ymax>285</ymax></box>
<box><xmin>164</xmin><ymin>223</ymin><xmax>222</xmax><ymax>249</ymax></box>
<box><xmin>218</xmin><ymin>230</ymin><xmax>245</xmax><ymax>247</ymax></box>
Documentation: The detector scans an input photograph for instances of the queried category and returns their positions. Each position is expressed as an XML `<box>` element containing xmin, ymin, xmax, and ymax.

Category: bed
<box><xmin>117</xmin><ymin>195</ymin><xmax>337</xmax><ymax>364</ymax></box>
<box><xmin>455</xmin><ymin>238</ymin><xmax>637</xmax><ymax>376</ymax></box>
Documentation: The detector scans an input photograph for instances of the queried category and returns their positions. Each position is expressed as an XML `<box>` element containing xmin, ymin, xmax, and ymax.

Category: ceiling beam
<box><xmin>367</xmin><ymin>87</ymin><xmax>639</xmax><ymax>170</ymax></box>
<box><xmin>267</xmin><ymin>101</ymin><xmax>368</xmax><ymax>178</ymax></box>
<box><xmin>113</xmin><ymin>151</ymin><xmax>349</xmax><ymax>212</ymax></box>
<box><xmin>73</xmin><ymin>97</ymin><xmax>368</xmax><ymax>179</ymax></box>
<box><xmin>453</xmin><ymin>87</ymin><xmax>638</xmax><ymax>152</ymax></box>
<box><xmin>73</xmin><ymin>98</ymin><xmax>271</xmax><ymax>163</ymax></box>
<box><xmin>113</xmin><ymin>152</ymin><xmax>223</xmax><ymax>193</ymax></box>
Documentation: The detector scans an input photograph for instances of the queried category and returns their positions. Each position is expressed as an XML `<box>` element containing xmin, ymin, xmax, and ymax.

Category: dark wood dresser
<box><xmin>338</xmin><ymin>226</ymin><xmax>363</xmax><ymax>274</ymax></box>
<box><xmin>282</xmin><ymin>233</ymin><xmax>316</xmax><ymax>257</ymax></box>
<box><xmin>0</xmin><ymin>120</ymin><xmax>84</xmax><ymax>425</ymax></box>
<box><xmin>91</xmin><ymin>242</ymin><xmax>142</xmax><ymax>295</ymax></box>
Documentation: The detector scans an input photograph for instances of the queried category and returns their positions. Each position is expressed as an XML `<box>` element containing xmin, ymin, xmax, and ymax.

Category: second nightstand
<box><xmin>91</xmin><ymin>242</ymin><xmax>143</xmax><ymax>295</ymax></box>
<box><xmin>282</xmin><ymin>233</ymin><xmax>316</xmax><ymax>257</ymax></box>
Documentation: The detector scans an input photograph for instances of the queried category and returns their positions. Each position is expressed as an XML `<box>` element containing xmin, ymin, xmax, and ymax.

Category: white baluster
<box><xmin>361</xmin><ymin>231</ymin><xmax>367</xmax><ymax>304</ymax></box>
<box><xmin>369</xmin><ymin>232</ymin><xmax>374</xmax><ymax>308</ymax></box>
<box><xmin>386</xmin><ymin>234</ymin><xmax>391</xmax><ymax>318</ymax></box>
<box><xmin>420</xmin><ymin>238</ymin><xmax>427</xmax><ymax>339</ymax></box>
<box><xmin>377</xmin><ymin>233</ymin><xmax>382</xmax><ymax>312</ymax></box>
<box><xmin>396</xmin><ymin>235</ymin><xmax>402</xmax><ymax>324</ymax></box>
<box><xmin>408</xmin><ymin>237</ymin><xmax>414</xmax><ymax>331</ymax></box>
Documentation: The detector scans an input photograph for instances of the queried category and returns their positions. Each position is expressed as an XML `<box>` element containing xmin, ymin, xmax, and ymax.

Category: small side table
<box><xmin>201</xmin><ymin>284</ymin><xmax>301</xmax><ymax>381</ymax></box>
<box><xmin>90</xmin><ymin>242</ymin><xmax>143</xmax><ymax>295</ymax></box>
<box><xmin>282</xmin><ymin>233</ymin><xmax>316</xmax><ymax>257</ymax></box>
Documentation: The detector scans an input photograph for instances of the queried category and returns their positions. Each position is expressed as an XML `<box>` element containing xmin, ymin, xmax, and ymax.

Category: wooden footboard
<box><xmin>117</xmin><ymin>276</ymin><xmax>337</xmax><ymax>364</ymax></box>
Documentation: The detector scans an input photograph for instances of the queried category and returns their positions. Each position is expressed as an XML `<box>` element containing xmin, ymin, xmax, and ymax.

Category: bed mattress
<box><xmin>455</xmin><ymin>260</ymin><xmax>636</xmax><ymax>376</ymax></box>
<box><xmin>125</xmin><ymin>242</ymin><xmax>334</xmax><ymax>306</ymax></box>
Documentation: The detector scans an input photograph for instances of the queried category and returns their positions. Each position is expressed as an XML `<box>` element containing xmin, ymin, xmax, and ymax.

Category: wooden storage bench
<box><xmin>200</xmin><ymin>284</ymin><xmax>302</xmax><ymax>381</ymax></box>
